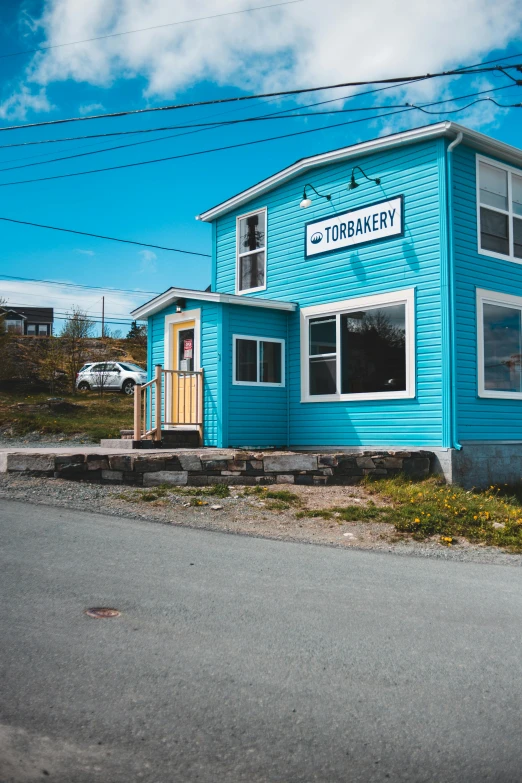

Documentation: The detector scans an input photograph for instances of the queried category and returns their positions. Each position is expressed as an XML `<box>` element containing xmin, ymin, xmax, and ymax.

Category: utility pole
<box><xmin>101</xmin><ymin>296</ymin><xmax>105</xmax><ymax>338</ymax></box>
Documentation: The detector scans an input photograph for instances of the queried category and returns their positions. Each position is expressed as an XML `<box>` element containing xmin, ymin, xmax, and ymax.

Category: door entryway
<box><xmin>170</xmin><ymin>320</ymin><xmax>198</xmax><ymax>426</ymax></box>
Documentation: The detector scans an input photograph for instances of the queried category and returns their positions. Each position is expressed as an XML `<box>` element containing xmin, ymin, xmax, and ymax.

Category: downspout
<box><xmin>286</xmin><ymin>313</ymin><xmax>290</xmax><ymax>449</ymax></box>
<box><xmin>446</xmin><ymin>132</ymin><xmax>463</xmax><ymax>450</ymax></box>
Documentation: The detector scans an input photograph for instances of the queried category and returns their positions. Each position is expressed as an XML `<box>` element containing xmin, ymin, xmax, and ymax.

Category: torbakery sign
<box><xmin>305</xmin><ymin>196</ymin><xmax>403</xmax><ymax>258</ymax></box>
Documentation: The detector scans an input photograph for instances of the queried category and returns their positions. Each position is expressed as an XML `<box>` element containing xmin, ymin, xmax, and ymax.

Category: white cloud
<box><xmin>0</xmin><ymin>85</ymin><xmax>52</xmax><ymax>121</ymax></box>
<box><xmin>78</xmin><ymin>102</ymin><xmax>105</xmax><ymax>115</ymax></box>
<box><xmin>138</xmin><ymin>249</ymin><xmax>157</xmax><ymax>273</ymax></box>
<box><xmin>76</xmin><ymin>249</ymin><xmax>95</xmax><ymax>256</ymax></box>
<box><xmin>7</xmin><ymin>0</ymin><xmax>522</xmax><ymax>128</ymax></box>
<box><xmin>25</xmin><ymin>1</ymin><xmax>522</xmax><ymax>95</ymax></box>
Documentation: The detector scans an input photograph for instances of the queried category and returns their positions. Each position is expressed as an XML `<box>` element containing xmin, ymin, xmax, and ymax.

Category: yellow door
<box><xmin>171</xmin><ymin>321</ymin><xmax>197</xmax><ymax>424</ymax></box>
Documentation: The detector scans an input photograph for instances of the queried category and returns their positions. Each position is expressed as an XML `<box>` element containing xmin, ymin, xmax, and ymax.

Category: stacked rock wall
<box><xmin>2</xmin><ymin>449</ymin><xmax>433</xmax><ymax>486</ymax></box>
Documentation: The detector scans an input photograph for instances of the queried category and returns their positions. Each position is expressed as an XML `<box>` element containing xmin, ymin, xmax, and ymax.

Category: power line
<box><xmin>411</xmin><ymin>97</ymin><xmax>521</xmax><ymax>114</ymax></box>
<box><xmin>0</xmin><ymin>216</ymin><xmax>210</xmax><ymax>256</ymax></box>
<box><xmin>0</xmin><ymin>84</ymin><xmax>515</xmax><ymax>175</ymax></box>
<box><xmin>0</xmin><ymin>80</ymin><xmax>447</xmax><ymax>152</ymax></box>
<box><xmin>5</xmin><ymin>298</ymin><xmax>140</xmax><ymax>320</ymax></box>
<box><xmin>0</xmin><ymin>63</ymin><xmax>519</xmax><ymax>135</ymax></box>
<box><xmin>0</xmin><ymin>86</ymin><xmax>520</xmax><ymax>190</ymax></box>
<box><xmin>0</xmin><ymin>0</ymin><xmax>306</xmax><ymax>60</ymax></box>
<box><xmin>1</xmin><ymin>52</ymin><xmax>520</xmax><ymax>152</ymax></box>
<box><xmin>0</xmin><ymin>273</ymin><xmax>160</xmax><ymax>296</ymax></box>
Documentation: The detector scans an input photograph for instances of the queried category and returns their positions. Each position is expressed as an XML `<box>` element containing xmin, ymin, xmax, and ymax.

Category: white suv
<box><xmin>76</xmin><ymin>361</ymin><xmax>147</xmax><ymax>395</ymax></box>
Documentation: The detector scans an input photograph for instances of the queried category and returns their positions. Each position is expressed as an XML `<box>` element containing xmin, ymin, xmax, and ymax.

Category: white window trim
<box><xmin>476</xmin><ymin>288</ymin><xmax>522</xmax><ymax>399</ymax></box>
<box><xmin>232</xmin><ymin>334</ymin><xmax>285</xmax><ymax>387</ymax></box>
<box><xmin>164</xmin><ymin>309</ymin><xmax>201</xmax><ymax>429</ymax></box>
<box><xmin>300</xmin><ymin>288</ymin><xmax>416</xmax><ymax>402</ymax></box>
<box><xmin>476</xmin><ymin>154</ymin><xmax>522</xmax><ymax>264</ymax></box>
<box><xmin>235</xmin><ymin>207</ymin><xmax>267</xmax><ymax>295</ymax></box>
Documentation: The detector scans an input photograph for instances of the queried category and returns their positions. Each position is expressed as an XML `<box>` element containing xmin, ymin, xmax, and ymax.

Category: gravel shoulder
<box><xmin>1</xmin><ymin>474</ymin><xmax>521</xmax><ymax>567</ymax></box>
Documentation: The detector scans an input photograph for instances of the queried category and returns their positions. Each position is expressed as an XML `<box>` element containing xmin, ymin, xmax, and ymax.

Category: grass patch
<box><xmin>118</xmin><ymin>484</ymin><xmax>231</xmax><ymax>504</ymax></box>
<box><xmin>242</xmin><ymin>486</ymin><xmax>302</xmax><ymax>505</ymax></box>
<box><xmin>0</xmin><ymin>389</ymin><xmax>133</xmax><ymax>440</ymax></box>
<box><xmin>295</xmin><ymin>504</ymin><xmax>381</xmax><ymax>522</ymax></box>
<box><xmin>362</xmin><ymin>475</ymin><xmax>522</xmax><ymax>551</ymax></box>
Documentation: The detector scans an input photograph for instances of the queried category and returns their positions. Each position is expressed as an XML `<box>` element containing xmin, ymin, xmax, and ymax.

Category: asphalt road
<box><xmin>1</xmin><ymin>501</ymin><xmax>521</xmax><ymax>783</ymax></box>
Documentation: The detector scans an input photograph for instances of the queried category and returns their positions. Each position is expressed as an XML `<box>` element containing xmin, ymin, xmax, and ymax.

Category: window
<box><xmin>119</xmin><ymin>363</ymin><xmax>145</xmax><ymax>372</ymax></box>
<box><xmin>26</xmin><ymin>324</ymin><xmax>36</xmax><ymax>335</ymax></box>
<box><xmin>5</xmin><ymin>319</ymin><xmax>23</xmax><ymax>334</ymax></box>
<box><xmin>301</xmin><ymin>289</ymin><xmax>415</xmax><ymax>401</ymax></box>
<box><xmin>233</xmin><ymin>335</ymin><xmax>284</xmax><ymax>386</ymax></box>
<box><xmin>477</xmin><ymin>288</ymin><xmax>522</xmax><ymax>398</ymax></box>
<box><xmin>236</xmin><ymin>209</ymin><xmax>266</xmax><ymax>293</ymax></box>
<box><xmin>478</xmin><ymin>157</ymin><xmax>522</xmax><ymax>262</ymax></box>
<box><xmin>38</xmin><ymin>324</ymin><xmax>48</xmax><ymax>335</ymax></box>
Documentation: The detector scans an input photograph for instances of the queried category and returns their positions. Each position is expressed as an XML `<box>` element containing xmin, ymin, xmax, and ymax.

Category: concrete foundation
<box><xmin>439</xmin><ymin>443</ymin><xmax>522</xmax><ymax>489</ymax></box>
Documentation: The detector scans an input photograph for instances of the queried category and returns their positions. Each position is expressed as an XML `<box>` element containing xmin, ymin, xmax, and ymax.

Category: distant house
<box><xmin>0</xmin><ymin>306</ymin><xmax>54</xmax><ymax>336</ymax></box>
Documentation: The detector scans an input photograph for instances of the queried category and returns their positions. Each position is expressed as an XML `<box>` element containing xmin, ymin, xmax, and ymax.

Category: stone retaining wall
<box><xmin>2</xmin><ymin>450</ymin><xmax>433</xmax><ymax>486</ymax></box>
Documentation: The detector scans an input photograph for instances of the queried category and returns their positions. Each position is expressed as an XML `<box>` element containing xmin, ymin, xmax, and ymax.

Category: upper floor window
<box><xmin>478</xmin><ymin>157</ymin><xmax>522</xmax><ymax>263</ymax></box>
<box><xmin>300</xmin><ymin>289</ymin><xmax>415</xmax><ymax>402</ymax></box>
<box><xmin>236</xmin><ymin>208</ymin><xmax>266</xmax><ymax>294</ymax></box>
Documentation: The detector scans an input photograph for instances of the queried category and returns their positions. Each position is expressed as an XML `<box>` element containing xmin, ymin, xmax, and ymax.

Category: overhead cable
<box><xmin>0</xmin><ymin>84</ymin><xmax>515</xmax><ymax>175</ymax></box>
<box><xmin>0</xmin><ymin>63</ymin><xmax>520</xmax><ymax>134</ymax></box>
<box><xmin>0</xmin><ymin>0</ymin><xmax>307</xmax><ymax>60</ymax></box>
<box><xmin>0</xmin><ymin>216</ymin><xmax>211</xmax><ymax>256</ymax></box>
<box><xmin>0</xmin><ymin>273</ymin><xmax>160</xmax><ymax>295</ymax></box>
<box><xmin>0</xmin><ymin>86</ymin><xmax>520</xmax><ymax>189</ymax></box>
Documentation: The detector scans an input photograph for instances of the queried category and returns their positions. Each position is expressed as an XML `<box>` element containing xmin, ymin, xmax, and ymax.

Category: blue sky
<box><xmin>0</xmin><ymin>0</ymin><xmax>521</xmax><ymax>333</ymax></box>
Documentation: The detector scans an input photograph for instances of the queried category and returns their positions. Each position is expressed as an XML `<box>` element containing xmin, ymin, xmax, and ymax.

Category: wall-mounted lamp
<box><xmin>175</xmin><ymin>298</ymin><xmax>186</xmax><ymax>313</ymax></box>
<box><xmin>300</xmin><ymin>183</ymin><xmax>332</xmax><ymax>209</ymax></box>
<box><xmin>348</xmin><ymin>166</ymin><xmax>381</xmax><ymax>190</ymax></box>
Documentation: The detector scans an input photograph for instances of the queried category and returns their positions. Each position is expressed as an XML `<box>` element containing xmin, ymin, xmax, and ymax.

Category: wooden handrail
<box><xmin>134</xmin><ymin>366</ymin><xmax>204</xmax><ymax>442</ymax></box>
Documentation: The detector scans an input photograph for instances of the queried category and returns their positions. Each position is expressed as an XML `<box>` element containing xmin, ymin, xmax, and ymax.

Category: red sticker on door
<box><xmin>184</xmin><ymin>338</ymin><xmax>193</xmax><ymax>358</ymax></box>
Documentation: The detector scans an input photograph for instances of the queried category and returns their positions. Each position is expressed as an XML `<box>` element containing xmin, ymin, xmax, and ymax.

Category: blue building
<box><xmin>131</xmin><ymin>121</ymin><xmax>522</xmax><ymax>486</ymax></box>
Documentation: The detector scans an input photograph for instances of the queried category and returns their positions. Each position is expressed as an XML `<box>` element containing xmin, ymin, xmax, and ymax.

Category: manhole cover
<box><xmin>84</xmin><ymin>607</ymin><xmax>121</xmax><ymax>619</ymax></box>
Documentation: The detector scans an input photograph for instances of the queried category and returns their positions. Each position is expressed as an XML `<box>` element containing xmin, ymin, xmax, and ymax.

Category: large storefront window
<box><xmin>478</xmin><ymin>289</ymin><xmax>522</xmax><ymax>398</ymax></box>
<box><xmin>302</xmin><ymin>290</ymin><xmax>414</xmax><ymax>401</ymax></box>
<box><xmin>478</xmin><ymin>158</ymin><xmax>522</xmax><ymax>262</ymax></box>
<box><xmin>236</xmin><ymin>209</ymin><xmax>267</xmax><ymax>293</ymax></box>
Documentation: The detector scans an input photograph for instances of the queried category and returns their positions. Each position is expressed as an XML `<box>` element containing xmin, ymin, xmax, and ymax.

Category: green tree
<box><xmin>126</xmin><ymin>320</ymin><xmax>146</xmax><ymax>340</ymax></box>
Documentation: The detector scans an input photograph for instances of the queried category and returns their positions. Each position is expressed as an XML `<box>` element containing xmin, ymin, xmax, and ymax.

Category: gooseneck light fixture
<box><xmin>348</xmin><ymin>166</ymin><xmax>381</xmax><ymax>190</ymax></box>
<box><xmin>300</xmin><ymin>183</ymin><xmax>332</xmax><ymax>209</ymax></box>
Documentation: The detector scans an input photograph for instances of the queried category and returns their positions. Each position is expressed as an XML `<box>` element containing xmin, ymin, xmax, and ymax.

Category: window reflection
<box><xmin>483</xmin><ymin>303</ymin><xmax>522</xmax><ymax>392</ymax></box>
<box><xmin>341</xmin><ymin>305</ymin><xmax>406</xmax><ymax>394</ymax></box>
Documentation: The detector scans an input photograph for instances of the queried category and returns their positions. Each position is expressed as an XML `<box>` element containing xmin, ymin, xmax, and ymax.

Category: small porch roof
<box><xmin>130</xmin><ymin>286</ymin><xmax>297</xmax><ymax>319</ymax></box>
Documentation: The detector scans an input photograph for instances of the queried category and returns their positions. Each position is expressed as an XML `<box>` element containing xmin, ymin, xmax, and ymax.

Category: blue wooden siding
<box><xmin>452</xmin><ymin>144</ymin><xmax>522</xmax><ymax>441</ymax></box>
<box><xmin>214</xmin><ymin>139</ymin><xmax>446</xmax><ymax>448</ymax></box>
<box><xmin>226</xmin><ymin>304</ymin><xmax>288</xmax><ymax>448</ymax></box>
<box><xmin>148</xmin><ymin>298</ymin><xmax>219</xmax><ymax>446</ymax></box>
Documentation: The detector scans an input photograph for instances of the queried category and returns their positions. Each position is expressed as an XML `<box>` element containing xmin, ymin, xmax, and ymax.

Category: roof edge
<box><xmin>130</xmin><ymin>286</ymin><xmax>297</xmax><ymax>319</ymax></box>
<box><xmin>196</xmin><ymin>121</ymin><xmax>522</xmax><ymax>222</ymax></box>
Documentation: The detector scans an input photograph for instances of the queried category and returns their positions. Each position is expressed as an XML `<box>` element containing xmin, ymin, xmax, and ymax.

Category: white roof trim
<box><xmin>196</xmin><ymin>121</ymin><xmax>522</xmax><ymax>222</ymax></box>
<box><xmin>130</xmin><ymin>286</ymin><xmax>297</xmax><ymax>319</ymax></box>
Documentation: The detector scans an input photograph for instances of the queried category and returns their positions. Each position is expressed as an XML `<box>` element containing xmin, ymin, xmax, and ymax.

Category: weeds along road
<box><xmin>1</xmin><ymin>499</ymin><xmax>521</xmax><ymax>783</ymax></box>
